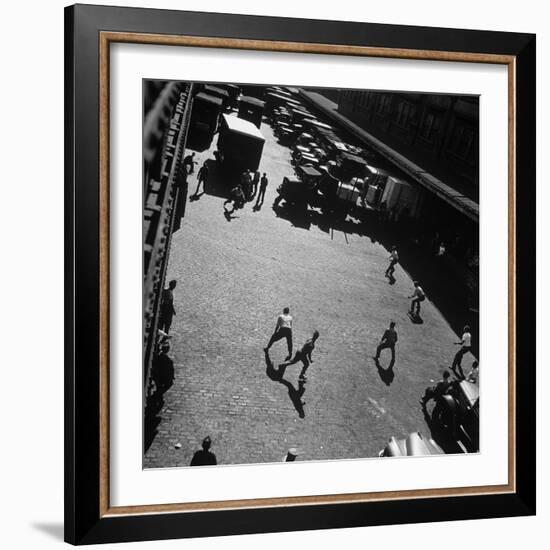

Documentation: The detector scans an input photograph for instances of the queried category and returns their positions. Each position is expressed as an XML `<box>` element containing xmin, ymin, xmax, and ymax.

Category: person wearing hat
<box><xmin>190</xmin><ymin>436</ymin><xmax>217</xmax><ymax>466</ymax></box>
<box><xmin>451</xmin><ymin>325</ymin><xmax>473</xmax><ymax>378</ymax></box>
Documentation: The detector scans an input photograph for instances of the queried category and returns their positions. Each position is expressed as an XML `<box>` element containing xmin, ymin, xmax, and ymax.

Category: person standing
<box><xmin>452</xmin><ymin>325</ymin><xmax>473</xmax><ymax>378</ymax></box>
<box><xmin>385</xmin><ymin>246</ymin><xmax>399</xmax><ymax>278</ymax></box>
<box><xmin>190</xmin><ymin>436</ymin><xmax>217</xmax><ymax>466</ymax></box>
<box><xmin>158</xmin><ymin>279</ymin><xmax>177</xmax><ymax>333</ymax></box>
<box><xmin>279</xmin><ymin>331</ymin><xmax>319</xmax><ymax>381</ymax></box>
<box><xmin>408</xmin><ymin>281</ymin><xmax>426</xmax><ymax>316</ymax></box>
<box><xmin>466</xmin><ymin>360</ymin><xmax>479</xmax><ymax>384</ymax></box>
<box><xmin>252</xmin><ymin>170</ymin><xmax>261</xmax><ymax>198</ymax></box>
<box><xmin>193</xmin><ymin>161</ymin><xmax>209</xmax><ymax>196</ymax></box>
<box><xmin>183</xmin><ymin>151</ymin><xmax>196</xmax><ymax>174</ymax></box>
<box><xmin>264</xmin><ymin>307</ymin><xmax>293</xmax><ymax>360</ymax></box>
<box><xmin>421</xmin><ymin>370</ymin><xmax>451</xmax><ymax>405</ymax></box>
<box><xmin>255</xmin><ymin>172</ymin><xmax>268</xmax><ymax>209</ymax></box>
<box><xmin>374</xmin><ymin>321</ymin><xmax>398</xmax><ymax>364</ymax></box>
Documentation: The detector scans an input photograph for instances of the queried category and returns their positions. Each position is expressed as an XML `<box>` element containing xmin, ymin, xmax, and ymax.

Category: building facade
<box><xmin>337</xmin><ymin>90</ymin><xmax>479</xmax><ymax>201</ymax></box>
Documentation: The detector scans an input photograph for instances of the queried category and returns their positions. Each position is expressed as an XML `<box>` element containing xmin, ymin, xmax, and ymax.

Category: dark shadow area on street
<box><xmin>144</xmin><ymin>353</ymin><xmax>175</xmax><ymax>453</ymax></box>
<box><xmin>264</xmin><ymin>350</ymin><xmax>306</xmax><ymax>418</ymax></box>
<box><xmin>374</xmin><ymin>356</ymin><xmax>395</xmax><ymax>386</ymax></box>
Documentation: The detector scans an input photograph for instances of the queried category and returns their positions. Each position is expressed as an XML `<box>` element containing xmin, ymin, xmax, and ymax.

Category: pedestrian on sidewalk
<box><xmin>385</xmin><ymin>246</ymin><xmax>399</xmax><ymax>278</ymax></box>
<box><xmin>255</xmin><ymin>172</ymin><xmax>268</xmax><ymax>209</ymax></box>
<box><xmin>193</xmin><ymin>161</ymin><xmax>209</xmax><ymax>196</ymax></box>
<box><xmin>451</xmin><ymin>325</ymin><xmax>473</xmax><ymax>378</ymax></box>
<box><xmin>374</xmin><ymin>321</ymin><xmax>398</xmax><ymax>364</ymax></box>
<box><xmin>190</xmin><ymin>436</ymin><xmax>217</xmax><ymax>466</ymax></box>
<box><xmin>158</xmin><ymin>279</ymin><xmax>177</xmax><ymax>333</ymax></box>
<box><xmin>264</xmin><ymin>307</ymin><xmax>293</xmax><ymax>360</ymax></box>
<box><xmin>279</xmin><ymin>331</ymin><xmax>319</xmax><ymax>381</ymax></box>
<box><xmin>408</xmin><ymin>281</ymin><xmax>426</xmax><ymax>316</ymax></box>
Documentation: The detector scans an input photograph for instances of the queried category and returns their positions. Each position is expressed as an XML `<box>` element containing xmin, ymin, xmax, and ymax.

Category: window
<box><xmin>419</xmin><ymin>111</ymin><xmax>441</xmax><ymax>141</ymax></box>
<box><xmin>447</xmin><ymin>121</ymin><xmax>475</xmax><ymax>161</ymax></box>
<box><xmin>376</xmin><ymin>94</ymin><xmax>391</xmax><ymax>114</ymax></box>
<box><xmin>395</xmin><ymin>101</ymin><xmax>415</xmax><ymax>128</ymax></box>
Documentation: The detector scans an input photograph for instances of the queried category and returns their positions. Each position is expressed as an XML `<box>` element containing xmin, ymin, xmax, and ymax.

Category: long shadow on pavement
<box><xmin>264</xmin><ymin>350</ymin><xmax>306</xmax><ymax>418</ymax></box>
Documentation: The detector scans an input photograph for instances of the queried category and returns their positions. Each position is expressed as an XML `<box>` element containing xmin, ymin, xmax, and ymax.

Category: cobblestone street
<box><xmin>144</xmin><ymin>120</ymin><xmax>472</xmax><ymax>468</ymax></box>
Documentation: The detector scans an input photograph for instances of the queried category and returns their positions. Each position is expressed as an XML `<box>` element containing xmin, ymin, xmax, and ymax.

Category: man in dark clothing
<box><xmin>421</xmin><ymin>370</ymin><xmax>451</xmax><ymax>405</ymax></box>
<box><xmin>193</xmin><ymin>161</ymin><xmax>209</xmax><ymax>196</ymax></box>
<box><xmin>264</xmin><ymin>307</ymin><xmax>293</xmax><ymax>360</ymax></box>
<box><xmin>190</xmin><ymin>436</ymin><xmax>217</xmax><ymax>466</ymax></box>
<box><xmin>280</xmin><ymin>331</ymin><xmax>319</xmax><ymax>381</ymax></box>
<box><xmin>255</xmin><ymin>172</ymin><xmax>268</xmax><ymax>209</ymax></box>
<box><xmin>158</xmin><ymin>279</ymin><xmax>177</xmax><ymax>333</ymax></box>
<box><xmin>151</xmin><ymin>341</ymin><xmax>174</xmax><ymax>395</ymax></box>
<box><xmin>375</xmin><ymin>321</ymin><xmax>398</xmax><ymax>363</ymax></box>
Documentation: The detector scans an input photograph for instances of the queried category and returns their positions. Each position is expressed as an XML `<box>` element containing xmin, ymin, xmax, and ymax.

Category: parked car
<box><xmin>379</xmin><ymin>432</ymin><xmax>444</xmax><ymax>457</ymax></box>
<box><xmin>431</xmin><ymin>379</ymin><xmax>479</xmax><ymax>452</ymax></box>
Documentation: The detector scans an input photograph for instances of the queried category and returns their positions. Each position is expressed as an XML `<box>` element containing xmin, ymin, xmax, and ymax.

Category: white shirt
<box><xmin>277</xmin><ymin>314</ymin><xmax>293</xmax><ymax>329</ymax></box>
<box><xmin>462</xmin><ymin>332</ymin><xmax>472</xmax><ymax>347</ymax></box>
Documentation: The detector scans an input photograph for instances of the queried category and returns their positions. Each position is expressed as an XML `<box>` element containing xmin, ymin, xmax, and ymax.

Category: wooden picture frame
<box><xmin>65</xmin><ymin>4</ymin><xmax>536</xmax><ymax>545</ymax></box>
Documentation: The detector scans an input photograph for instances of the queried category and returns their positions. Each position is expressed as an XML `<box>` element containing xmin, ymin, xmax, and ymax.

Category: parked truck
<box><xmin>216</xmin><ymin>114</ymin><xmax>266</xmax><ymax>172</ymax></box>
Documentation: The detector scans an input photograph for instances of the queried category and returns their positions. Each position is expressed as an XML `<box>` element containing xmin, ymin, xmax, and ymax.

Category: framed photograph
<box><xmin>65</xmin><ymin>4</ymin><xmax>536</xmax><ymax>545</ymax></box>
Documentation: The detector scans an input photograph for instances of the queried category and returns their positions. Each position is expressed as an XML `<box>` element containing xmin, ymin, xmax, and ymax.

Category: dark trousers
<box><xmin>281</xmin><ymin>351</ymin><xmax>309</xmax><ymax>377</ymax></box>
<box><xmin>158</xmin><ymin>311</ymin><xmax>174</xmax><ymax>333</ymax></box>
<box><xmin>255</xmin><ymin>185</ymin><xmax>267</xmax><ymax>206</ymax></box>
<box><xmin>452</xmin><ymin>346</ymin><xmax>472</xmax><ymax>375</ymax></box>
<box><xmin>266</xmin><ymin>327</ymin><xmax>292</xmax><ymax>356</ymax></box>
<box><xmin>410</xmin><ymin>296</ymin><xmax>425</xmax><ymax>314</ymax></box>
<box><xmin>375</xmin><ymin>342</ymin><xmax>395</xmax><ymax>362</ymax></box>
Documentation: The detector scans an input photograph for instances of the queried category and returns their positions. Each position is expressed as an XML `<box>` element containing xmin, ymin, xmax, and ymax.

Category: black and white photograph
<box><xmin>143</xmin><ymin>81</ymin><xmax>480</xmax><ymax>468</ymax></box>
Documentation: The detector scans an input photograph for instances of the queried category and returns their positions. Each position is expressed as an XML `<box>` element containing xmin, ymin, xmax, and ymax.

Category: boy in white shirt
<box><xmin>408</xmin><ymin>281</ymin><xmax>425</xmax><ymax>316</ymax></box>
<box><xmin>452</xmin><ymin>325</ymin><xmax>473</xmax><ymax>378</ymax></box>
<box><xmin>265</xmin><ymin>307</ymin><xmax>293</xmax><ymax>360</ymax></box>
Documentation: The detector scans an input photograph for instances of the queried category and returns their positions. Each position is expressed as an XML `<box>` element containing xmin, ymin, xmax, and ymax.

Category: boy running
<box><xmin>279</xmin><ymin>331</ymin><xmax>319</xmax><ymax>381</ymax></box>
